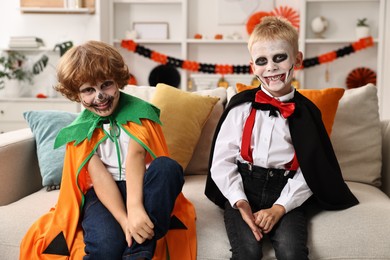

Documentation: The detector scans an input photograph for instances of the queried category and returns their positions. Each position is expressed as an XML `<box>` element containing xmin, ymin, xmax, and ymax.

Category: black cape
<box><xmin>205</xmin><ymin>87</ymin><xmax>359</xmax><ymax>210</ymax></box>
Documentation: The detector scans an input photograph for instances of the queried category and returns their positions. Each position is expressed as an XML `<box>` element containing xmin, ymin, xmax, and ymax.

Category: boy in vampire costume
<box><xmin>205</xmin><ymin>17</ymin><xmax>358</xmax><ymax>259</ymax></box>
<box><xmin>20</xmin><ymin>41</ymin><xmax>196</xmax><ymax>260</ymax></box>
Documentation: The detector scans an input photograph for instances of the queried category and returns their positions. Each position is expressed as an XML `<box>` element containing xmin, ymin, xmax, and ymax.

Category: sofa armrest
<box><xmin>381</xmin><ymin>120</ymin><xmax>390</xmax><ymax>197</ymax></box>
<box><xmin>0</xmin><ymin>128</ymin><xmax>42</xmax><ymax>206</ymax></box>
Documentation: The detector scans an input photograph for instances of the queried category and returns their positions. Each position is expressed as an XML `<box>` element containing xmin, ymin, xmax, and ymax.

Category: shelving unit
<box><xmin>108</xmin><ymin>0</ymin><xmax>253</xmax><ymax>90</ymax></box>
<box><xmin>20</xmin><ymin>7</ymin><xmax>95</xmax><ymax>14</ymax></box>
<box><xmin>108</xmin><ymin>0</ymin><xmax>385</xmax><ymax>93</ymax></box>
<box><xmin>109</xmin><ymin>0</ymin><xmax>187</xmax><ymax>89</ymax></box>
<box><xmin>298</xmin><ymin>0</ymin><xmax>385</xmax><ymax>94</ymax></box>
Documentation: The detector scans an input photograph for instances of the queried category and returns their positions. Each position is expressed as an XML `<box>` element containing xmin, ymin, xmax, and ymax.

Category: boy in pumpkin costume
<box><xmin>20</xmin><ymin>41</ymin><xmax>196</xmax><ymax>260</ymax></box>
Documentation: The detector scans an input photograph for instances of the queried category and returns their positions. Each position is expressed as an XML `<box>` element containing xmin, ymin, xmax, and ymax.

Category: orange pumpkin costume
<box><xmin>20</xmin><ymin>93</ymin><xmax>196</xmax><ymax>259</ymax></box>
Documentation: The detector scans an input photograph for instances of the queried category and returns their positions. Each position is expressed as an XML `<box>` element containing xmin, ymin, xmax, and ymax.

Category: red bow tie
<box><xmin>253</xmin><ymin>90</ymin><xmax>295</xmax><ymax>118</ymax></box>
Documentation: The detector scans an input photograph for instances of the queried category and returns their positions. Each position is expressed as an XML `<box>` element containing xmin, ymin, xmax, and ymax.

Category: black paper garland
<box><xmin>121</xmin><ymin>37</ymin><xmax>374</xmax><ymax>75</ymax></box>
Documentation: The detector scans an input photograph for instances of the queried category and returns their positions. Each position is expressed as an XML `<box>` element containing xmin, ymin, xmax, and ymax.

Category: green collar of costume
<box><xmin>54</xmin><ymin>92</ymin><xmax>161</xmax><ymax>149</ymax></box>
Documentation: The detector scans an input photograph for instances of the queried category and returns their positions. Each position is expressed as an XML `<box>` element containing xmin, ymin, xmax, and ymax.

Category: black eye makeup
<box><xmin>101</xmin><ymin>80</ymin><xmax>114</xmax><ymax>89</ymax></box>
<box><xmin>273</xmin><ymin>53</ymin><xmax>288</xmax><ymax>63</ymax></box>
<box><xmin>80</xmin><ymin>87</ymin><xmax>95</xmax><ymax>94</ymax></box>
<box><xmin>255</xmin><ymin>57</ymin><xmax>268</xmax><ymax>66</ymax></box>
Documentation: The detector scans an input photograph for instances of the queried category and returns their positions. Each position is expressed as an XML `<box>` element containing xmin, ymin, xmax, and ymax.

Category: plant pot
<box><xmin>356</xmin><ymin>26</ymin><xmax>370</xmax><ymax>39</ymax></box>
<box><xmin>0</xmin><ymin>79</ymin><xmax>31</xmax><ymax>98</ymax></box>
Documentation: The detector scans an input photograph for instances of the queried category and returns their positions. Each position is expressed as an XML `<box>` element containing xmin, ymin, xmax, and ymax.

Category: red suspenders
<box><xmin>240</xmin><ymin>107</ymin><xmax>299</xmax><ymax>171</ymax></box>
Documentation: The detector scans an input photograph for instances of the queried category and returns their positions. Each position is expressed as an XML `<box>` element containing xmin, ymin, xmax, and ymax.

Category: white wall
<box><xmin>381</xmin><ymin>1</ymin><xmax>390</xmax><ymax>119</ymax></box>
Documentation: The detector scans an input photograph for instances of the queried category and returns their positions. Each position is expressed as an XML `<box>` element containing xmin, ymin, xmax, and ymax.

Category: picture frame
<box><xmin>133</xmin><ymin>22</ymin><xmax>169</xmax><ymax>40</ymax></box>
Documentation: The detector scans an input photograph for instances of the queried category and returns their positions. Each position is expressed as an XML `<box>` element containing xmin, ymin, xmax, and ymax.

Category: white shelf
<box><xmin>115</xmin><ymin>39</ymin><xmax>182</xmax><ymax>44</ymax></box>
<box><xmin>20</xmin><ymin>7</ymin><xmax>95</xmax><ymax>14</ymax></box>
<box><xmin>306</xmin><ymin>0</ymin><xmax>378</xmax><ymax>2</ymax></box>
<box><xmin>113</xmin><ymin>0</ymin><xmax>182</xmax><ymax>3</ymax></box>
<box><xmin>186</xmin><ymin>39</ymin><xmax>247</xmax><ymax>44</ymax></box>
<box><xmin>0</xmin><ymin>97</ymin><xmax>69</xmax><ymax>102</ymax></box>
<box><xmin>305</xmin><ymin>38</ymin><xmax>379</xmax><ymax>44</ymax></box>
<box><xmin>2</xmin><ymin>47</ymin><xmax>56</xmax><ymax>52</ymax></box>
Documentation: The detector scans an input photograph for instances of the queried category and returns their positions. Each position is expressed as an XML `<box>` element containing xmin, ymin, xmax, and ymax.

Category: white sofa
<box><xmin>1</xmin><ymin>84</ymin><xmax>390</xmax><ymax>259</ymax></box>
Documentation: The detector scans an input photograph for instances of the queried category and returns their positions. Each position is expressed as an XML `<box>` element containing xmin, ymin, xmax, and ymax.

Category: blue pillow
<box><xmin>23</xmin><ymin>110</ymin><xmax>78</xmax><ymax>189</ymax></box>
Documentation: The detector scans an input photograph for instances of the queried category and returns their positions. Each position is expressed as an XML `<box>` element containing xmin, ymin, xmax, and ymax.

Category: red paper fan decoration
<box><xmin>246</xmin><ymin>11</ymin><xmax>270</xmax><ymax>35</ymax></box>
<box><xmin>346</xmin><ymin>67</ymin><xmax>376</xmax><ymax>89</ymax></box>
<box><xmin>271</xmin><ymin>6</ymin><xmax>300</xmax><ymax>31</ymax></box>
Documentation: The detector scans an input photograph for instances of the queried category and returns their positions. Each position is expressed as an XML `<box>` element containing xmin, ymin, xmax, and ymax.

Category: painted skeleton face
<box><xmin>250</xmin><ymin>39</ymin><xmax>300</xmax><ymax>97</ymax></box>
<box><xmin>79</xmin><ymin>80</ymin><xmax>120</xmax><ymax>117</ymax></box>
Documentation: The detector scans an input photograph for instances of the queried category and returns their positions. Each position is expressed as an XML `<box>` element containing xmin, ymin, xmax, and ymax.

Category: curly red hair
<box><xmin>55</xmin><ymin>41</ymin><xmax>130</xmax><ymax>102</ymax></box>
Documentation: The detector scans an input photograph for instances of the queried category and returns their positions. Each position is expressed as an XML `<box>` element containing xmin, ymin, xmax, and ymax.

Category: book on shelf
<box><xmin>8</xmin><ymin>36</ymin><xmax>44</xmax><ymax>49</ymax></box>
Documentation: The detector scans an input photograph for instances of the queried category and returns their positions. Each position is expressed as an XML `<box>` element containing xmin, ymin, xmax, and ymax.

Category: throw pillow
<box><xmin>23</xmin><ymin>110</ymin><xmax>78</xmax><ymax>189</ymax></box>
<box><xmin>235</xmin><ymin>83</ymin><xmax>345</xmax><ymax>136</ymax></box>
<box><xmin>185</xmin><ymin>87</ymin><xmax>227</xmax><ymax>175</ymax></box>
<box><xmin>298</xmin><ymin>88</ymin><xmax>345</xmax><ymax>136</ymax></box>
<box><xmin>150</xmin><ymin>83</ymin><xmax>219</xmax><ymax>170</ymax></box>
<box><xmin>331</xmin><ymin>83</ymin><xmax>382</xmax><ymax>187</ymax></box>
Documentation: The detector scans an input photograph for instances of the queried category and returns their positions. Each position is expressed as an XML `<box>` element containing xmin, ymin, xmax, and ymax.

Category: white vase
<box><xmin>356</xmin><ymin>26</ymin><xmax>370</xmax><ymax>39</ymax></box>
<box><xmin>1</xmin><ymin>79</ymin><xmax>31</xmax><ymax>98</ymax></box>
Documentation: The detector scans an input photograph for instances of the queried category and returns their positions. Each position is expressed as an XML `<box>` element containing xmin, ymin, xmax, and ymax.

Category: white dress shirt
<box><xmin>210</xmin><ymin>86</ymin><xmax>313</xmax><ymax>213</ymax></box>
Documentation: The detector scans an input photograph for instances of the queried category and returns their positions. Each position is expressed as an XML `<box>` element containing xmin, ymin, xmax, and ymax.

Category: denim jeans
<box><xmin>81</xmin><ymin>156</ymin><xmax>184</xmax><ymax>260</ymax></box>
<box><xmin>224</xmin><ymin>164</ymin><xmax>309</xmax><ymax>260</ymax></box>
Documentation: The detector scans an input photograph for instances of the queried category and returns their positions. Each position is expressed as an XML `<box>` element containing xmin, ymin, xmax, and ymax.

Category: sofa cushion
<box><xmin>151</xmin><ymin>83</ymin><xmax>219</xmax><ymax>170</ymax></box>
<box><xmin>23</xmin><ymin>110</ymin><xmax>77</xmax><ymax>188</ymax></box>
<box><xmin>181</xmin><ymin>175</ymin><xmax>390</xmax><ymax>259</ymax></box>
<box><xmin>185</xmin><ymin>88</ymin><xmax>227</xmax><ymax>175</ymax></box>
<box><xmin>331</xmin><ymin>83</ymin><xmax>382</xmax><ymax>187</ymax></box>
<box><xmin>234</xmin><ymin>83</ymin><xmax>345</xmax><ymax>135</ymax></box>
<box><xmin>297</xmin><ymin>88</ymin><xmax>344</xmax><ymax>136</ymax></box>
<box><xmin>122</xmin><ymin>84</ymin><xmax>226</xmax><ymax>174</ymax></box>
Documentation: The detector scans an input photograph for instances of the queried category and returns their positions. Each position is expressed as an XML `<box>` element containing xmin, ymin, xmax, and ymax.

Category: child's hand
<box><xmin>127</xmin><ymin>206</ymin><xmax>155</xmax><ymax>245</ymax></box>
<box><xmin>253</xmin><ymin>204</ymin><xmax>285</xmax><ymax>234</ymax></box>
<box><xmin>236</xmin><ymin>200</ymin><xmax>263</xmax><ymax>241</ymax></box>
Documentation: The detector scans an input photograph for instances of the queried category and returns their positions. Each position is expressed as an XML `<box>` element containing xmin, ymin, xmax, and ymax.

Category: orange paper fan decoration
<box><xmin>128</xmin><ymin>73</ymin><xmax>137</xmax><ymax>85</ymax></box>
<box><xmin>346</xmin><ymin>67</ymin><xmax>376</xmax><ymax>89</ymax></box>
<box><xmin>271</xmin><ymin>6</ymin><xmax>300</xmax><ymax>30</ymax></box>
<box><xmin>246</xmin><ymin>11</ymin><xmax>270</xmax><ymax>35</ymax></box>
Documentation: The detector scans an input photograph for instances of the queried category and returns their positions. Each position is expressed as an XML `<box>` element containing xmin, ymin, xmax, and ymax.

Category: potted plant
<box><xmin>356</xmin><ymin>18</ymin><xmax>370</xmax><ymax>39</ymax></box>
<box><xmin>0</xmin><ymin>41</ymin><xmax>72</xmax><ymax>97</ymax></box>
<box><xmin>0</xmin><ymin>51</ymin><xmax>48</xmax><ymax>96</ymax></box>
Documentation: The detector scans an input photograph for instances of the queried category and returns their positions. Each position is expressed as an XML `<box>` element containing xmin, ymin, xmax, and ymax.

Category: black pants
<box><xmin>223</xmin><ymin>163</ymin><xmax>309</xmax><ymax>260</ymax></box>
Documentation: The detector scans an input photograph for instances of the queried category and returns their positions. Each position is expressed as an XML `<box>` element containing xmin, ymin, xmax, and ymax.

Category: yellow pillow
<box><xmin>235</xmin><ymin>83</ymin><xmax>345</xmax><ymax>136</ymax></box>
<box><xmin>150</xmin><ymin>83</ymin><xmax>219</xmax><ymax>170</ymax></box>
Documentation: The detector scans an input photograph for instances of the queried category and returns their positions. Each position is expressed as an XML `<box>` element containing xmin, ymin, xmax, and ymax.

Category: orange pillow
<box><xmin>235</xmin><ymin>83</ymin><xmax>345</xmax><ymax>136</ymax></box>
<box><xmin>236</xmin><ymin>82</ymin><xmax>257</xmax><ymax>93</ymax></box>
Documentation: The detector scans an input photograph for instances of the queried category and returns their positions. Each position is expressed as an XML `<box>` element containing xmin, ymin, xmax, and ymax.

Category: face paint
<box><xmin>79</xmin><ymin>80</ymin><xmax>120</xmax><ymax>117</ymax></box>
<box><xmin>250</xmin><ymin>39</ymin><xmax>297</xmax><ymax>97</ymax></box>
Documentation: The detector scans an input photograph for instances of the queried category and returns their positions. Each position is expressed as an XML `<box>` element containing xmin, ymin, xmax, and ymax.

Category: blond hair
<box><xmin>55</xmin><ymin>41</ymin><xmax>129</xmax><ymax>102</ymax></box>
<box><xmin>248</xmin><ymin>16</ymin><xmax>299</xmax><ymax>55</ymax></box>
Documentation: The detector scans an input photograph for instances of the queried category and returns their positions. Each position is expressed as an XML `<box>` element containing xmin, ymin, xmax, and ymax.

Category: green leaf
<box><xmin>32</xmin><ymin>55</ymin><xmax>49</xmax><ymax>75</ymax></box>
<box><xmin>54</xmin><ymin>41</ymin><xmax>74</xmax><ymax>56</ymax></box>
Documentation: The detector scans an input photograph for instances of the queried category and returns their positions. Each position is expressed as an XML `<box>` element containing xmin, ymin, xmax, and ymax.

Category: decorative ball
<box><xmin>148</xmin><ymin>65</ymin><xmax>181</xmax><ymax>88</ymax></box>
<box><xmin>311</xmin><ymin>16</ymin><xmax>328</xmax><ymax>37</ymax></box>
